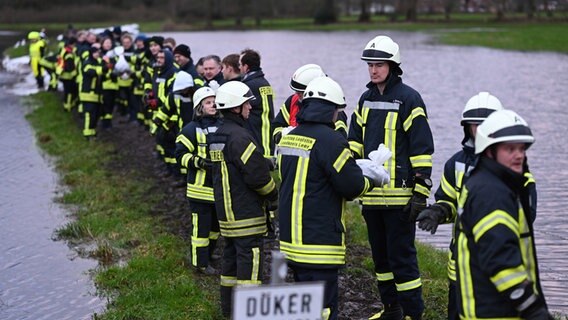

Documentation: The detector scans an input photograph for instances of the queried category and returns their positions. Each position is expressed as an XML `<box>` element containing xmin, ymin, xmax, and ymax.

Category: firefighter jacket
<box><xmin>241</xmin><ymin>69</ymin><xmax>275</xmax><ymax>158</ymax></box>
<box><xmin>29</xmin><ymin>39</ymin><xmax>46</xmax><ymax>77</ymax></box>
<box><xmin>455</xmin><ymin>157</ymin><xmax>545</xmax><ymax>319</ymax></box>
<box><xmin>273</xmin><ymin>94</ymin><xmax>348</xmax><ymax>142</ymax></box>
<box><xmin>278</xmin><ymin>99</ymin><xmax>374</xmax><ymax>269</ymax></box>
<box><xmin>152</xmin><ymin>51</ymin><xmax>178</xmax><ymax>127</ymax></box>
<box><xmin>57</xmin><ymin>46</ymin><xmax>78</xmax><ymax>80</ymax></box>
<box><xmin>79</xmin><ymin>55</ymin><xmax>105</xmax><ymax>103</ymax></box>
<box><xmin>348</xmin><ymin>75</ymin><xmax>434</xmax><ymax>207</ymax></box>
<box><xmin>101</xmin><ymin>54</ymin><xmax>119</xmax><ymax>91</ymax></box>
<box><xmin>435</xmin><ymin>140</ymin><xmax>537</xmax><ymax>282</ymax></box>
<box><xmin>175</xmin><ymin>116</ymin><xmax>220</xmax><ymax>203</ymax></box>
<box><xmin>208</xmin><ymin>112</ymin><xmax>278</xmax><ymax>238</ymax></box>
<box><xmin>180</xmin><ymin>61</ymin><xmax>205</xmax><ymax>88</ymax></box>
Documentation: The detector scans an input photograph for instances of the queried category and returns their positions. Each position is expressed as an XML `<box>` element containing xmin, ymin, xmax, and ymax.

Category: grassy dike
<box><xmin>26</xmin><ymin>91</ymin><xmax>450</xmax><ymax>319</ymax></box>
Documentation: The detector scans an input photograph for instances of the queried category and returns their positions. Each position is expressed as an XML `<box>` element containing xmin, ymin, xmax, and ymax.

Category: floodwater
<box><xmin>0</xmin><ymin>65</ymin><xmax>105</xmax><ymax>318</ymax></box>
<box><xmin>1</xmin><ymin>29</ymin><xmax>566</xmax><ymax>316</ymax></box>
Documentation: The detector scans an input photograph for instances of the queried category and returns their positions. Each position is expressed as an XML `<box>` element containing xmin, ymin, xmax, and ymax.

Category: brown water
<box><xmin>1</xmin><ymin>30</ymin><xmax>566</xmax><ymax>316</ymax></box>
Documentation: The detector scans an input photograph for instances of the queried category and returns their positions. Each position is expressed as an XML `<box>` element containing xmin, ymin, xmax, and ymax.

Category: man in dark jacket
<box><xmin>239</xmin><ymin>48</ymin><xmax>275</xmax><ymax>158</ymax></box>
<box><xmin>456</xmin><ymin>109</ymin><xmax>552</xmax><ymax>319</ymax></box>
<box><xmin>279</xmin><ymin>76</ymin><xmax>389</xmax><ymax>320</ymax></box>
<box><xmin>208</xmin><ymin>81</ymin><xmax>278</xmax><ymax>317</ymax></box>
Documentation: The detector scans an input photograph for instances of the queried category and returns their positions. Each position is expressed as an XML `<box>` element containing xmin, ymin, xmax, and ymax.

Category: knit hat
<box><xmin>173</xmin><ymin>44</ymin><xmax>191</xmax><ymax>59</ymax></box>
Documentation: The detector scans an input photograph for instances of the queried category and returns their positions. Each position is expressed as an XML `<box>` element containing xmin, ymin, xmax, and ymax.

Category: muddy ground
<box><xmin>93</xmin><ymin>114</ymin><xmax>382</xmax><ymax>320</ymax></box>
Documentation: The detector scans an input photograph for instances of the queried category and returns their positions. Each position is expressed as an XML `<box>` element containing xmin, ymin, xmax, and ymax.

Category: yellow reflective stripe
<box><xmin>396</xmin><ymin>278</ymin><xmax>422</xmax><ymax>291</ymax></box>
<box><xmin>334</xmin><ymin>120</ymin><xmax>347</xmax><ymax>132</ymax></box>
<box><xmin>457</xmin><ymin>231</ymin><xmax>475</xmax><ymax>318</ymax></box>
<box><xmin>322</xmin><ymin>308</ymin><xmax>331</xmax><ymax>320</ymax></box>
<box><xmin>220</xmin><ymin>162</ymin><xmax>235</xmax><ymax>221</ymax></box>
<box><xmin>259</xmin><ymin>86</ymin><xmax>274</xmax><ymax>157</ymax></box>
<box><xmin>280</xmin><ymin>103</ymin><xmax>290</xmax><ymax>124</ymax></box>
<box><xmin>384</xmin><ymin>112</ymin><xmax>397</xmax><ymax>187</ymax></box>
<box><xmin>292</xmin><ymin>157</ymin><xmax>309</xmax><ymax>244</ymax></box>
<box><xmin>349</xmin><ymin>140</ymin><xmax>363</xmax><ymax>158</ymax></box>
<box><xmin>414</xmin><ymin>183</ymin><xmax>430</xmax><ymax>197</ymax></box>
<box><xmin>410</xmin><ymin>154</ymin><xmax>433</xmax><ymax>168</ymax></box>
<box><xmin>473</xmin><ymin>210</ymin><xmax>519</xmax><ymax>243</ymax></box>
<box><xmin>440</xmin><ymin>174</ymin><xmax>457</xmax><ymax>201</ymax></box>
<box><xmin>221</xmin><ymin>275</ymin><xmax>237</xmax><ymax>287</ymax></box>
<box><xmin>195</xmin><ymin>130</ymin><xmax>208</xmax><ymax>186</ymax></box>
<box><xmin>361</xmin><ymin>107</ymin><xmax>371</xmax><ymax>154</ymax></box>
<box><xmin>354</xmin><ymin>108</ymin><xmax>364</xmax><ymax>127</ymax></box>
<box><xmin>332</xmin><ymin>148</ymin><xmax>352</xmax><ymax>173</ymax></box>
<box><xmin>219</xmin><ymin>216</ymin><xmax>267</xmax><ymax>229</ymax></box>
<box><xmin>164</xmin><ymin>156</ymin><xmax>176</xmax><ymax>164</ymax></box>
<box><xmin>220</xmin><ymin>225</ymin><xmax>267</xmax><ymax>237</ymax></box>
<box><xmin>251</xmin><ymin>247</ymin><xmax>260</xmax><ymax>282</ymax></box>
<box><xmin>280</xmin><ymin>242</ymin><xmax>345</xmax><ymax>265</ymax></box>
<box><xmin>524</xmin><ymin>172</ymin><xmax>535</xmax><ymax>186</ymax></box>
<box><xmin>209</xmin><ymin>231</ymin><xmax>220</xmax><ymax>240</ymax></box>
<box><xmin>273</xmin><ymin>126</ymin><xmax>283</xmax><ymax>137</ymax></box>
<box><xmin>376</xmin><ymin>272</ymin><xmax>394</xmax><ymax>281</ymax></box>
<box><xmin>176</xmin><ymin>134</ymin><xmax>195</xmax><ymax>151</ymax></box>
<box><xmin>186</xmin><ymin>185</ymin><xmax>214</xmax><ymax>202</ymax></box>
<box><xmin>79</xmin><ymin>92</ymin><xmax>100</xmax><ymax>102</ymax></box>
<box><xmin>402</xmin><ymin>107</ymin><xmax>426</xmax><ymax>132</ymax></box>
<box><xmin>447</xmin><ymin>254</ymin><xmax>456</xmax><ymax>281</ymax></box>
<box><xmin>439</xmin><ymin>200</ymin><xmax>457</xmax><ymax>220</ymax></box>
<box><xmin>237</xmin><ymin>279</ymin><xmax>262</xmax><ymax>285</ymax></box>
<box><xmin>180</xmin><ymin>154</ymin><xmax>191</xmax><ymax>168</ymax></box>
<box><xmin>490</xmin><ymin>265</ymin><xmax>527</xmax><ymax>292</ymax></box>
<box><xmin>191</xmin><ymin>213</ymin><xmax>199</xmax><ymax>266</ymax></box>
<box><xmin>240</xmin><ymin>142</ymin><xmax>256</xmax><ymax>165</ymax></box>
<box><xmin>255</xmin><ymin>179</ymin><xmax>276</xmax><ymax>196</ymax></box>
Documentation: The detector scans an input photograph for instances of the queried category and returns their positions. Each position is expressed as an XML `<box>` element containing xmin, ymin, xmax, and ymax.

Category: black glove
<box><xmin>266</xmin><ymin>157</ymin><xmax>278</xmax><ymax>171</ymax></box>
<box><xmin>416</xmin><ymin>203</ymin><xmax>450</xmax><ymax>234</ymax></box>
<box><xmin>266</xmin><ymin>199</ymin><xmax>278</xmax><ymax>212</ymax></box>
<box><xmin>508</xmin><ymin>281</ymin><xmax>553</xmax><ymax>320</ymax></box>
<box><xmin>193</xmin><ymin>156</ymin><xmax>211</xmax><ymax>169</ymax></box>
<box><xmin>404</xmin><ymin>194</ymin><xmax>427</xmax><ymax>222</ymax></box>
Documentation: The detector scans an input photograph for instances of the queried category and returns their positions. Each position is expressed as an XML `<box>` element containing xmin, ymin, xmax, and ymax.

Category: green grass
<box><xmin>25</xmin><ymin>92</ymin><xmax>223</xmax><ymax>320</ymax></box>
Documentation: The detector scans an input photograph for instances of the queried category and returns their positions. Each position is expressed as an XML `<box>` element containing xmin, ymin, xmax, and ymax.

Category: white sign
<box><xmin>233</xmin><ymin>282</ymin><xmax>325</xmax><ymax>320</ymax></box>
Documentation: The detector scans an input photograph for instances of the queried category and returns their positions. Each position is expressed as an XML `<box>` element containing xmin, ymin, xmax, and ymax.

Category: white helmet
<box><xmin>192</xmin><ymin>86</ymin><xmax>216</xmax><ymax>109</ymax></box>
<box><xmin>361</xmin><ymin>35</ymin><xmax>401</xmax><ymax>64</ymax></box>
<box><xmin>215</xmin><ymin>81</ymin><xmax>254</xmax><ymax>110</ymax></box>
<box><xmin>290</xmin><ymin>64</ymin><xmax>326</xmax><ymax>92</ymax></box>
<box><xmin>461</xmin><ymin>92</ymin><xmax>504</xmax><ymax>125</ymax></box>
<box><xmin>303</xmin><ymin>76</ymin><xmax>346</xmax><ymax>107</ymax></box>
<box><xmin>475</xmin><ymin>109</ymin><xmax>534</xmax><ymax>155</ymax></box>
<box><xmin>172</xmin><ymin>71</ymin><xmax>194</xmax><ymax>93</ymax></box>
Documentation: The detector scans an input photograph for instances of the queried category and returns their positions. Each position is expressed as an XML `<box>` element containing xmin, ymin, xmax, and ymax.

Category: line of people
<box><xmin>29</xmin><ymin>27</ymin><xmax>553</xmax><ymax>320</ymax></box>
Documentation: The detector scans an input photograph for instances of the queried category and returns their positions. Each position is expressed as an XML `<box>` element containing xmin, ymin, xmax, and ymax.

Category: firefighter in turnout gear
<box><xmin>57</xmin><ymin>37</ymin><xmax>79</xmax><ymax>112</ymax></box>
<box><xmin>272</xmin><ymin>64</ymin><xmax>348</xmax><ymax>145</ymax></box>
<box><xmin>28</xmin><ymin>31</ymin><xmax>46</xmax><ymax>89</ymax></box>
<box><xmin>416</xmin><ymin>92</ymin><xmax>505</xmax><ymax>320</ymax></box>
<box><xmin>278</xmin><ymin>76</ymin><xmax>389</xmax><ymax>320</ymax></box>
<box><xmin>455</xmin><ymin>109</ymin><xmax>552</xmax><ymax>319</ymax></box>
<box><xmin>175</xmin><ymin>86</ymin><xmax>220</xmax><ymax>275</ymax></box>
<box><xmin>79</xmin><ymin>45</ymin><xmax>106</xmax><ymax>139</ymax></box>
<box><xmin>207</xmin><ymin>81</ymin><xmax>278</xmax><ymax>317</ymax></box>
<box><xmin>348</xmin><ymin>35</ymin><xmax>434</xmax><ymax>320</ymax></box>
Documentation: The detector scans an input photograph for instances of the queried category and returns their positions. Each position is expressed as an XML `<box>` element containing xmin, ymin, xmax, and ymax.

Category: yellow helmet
<box><xmin>28</xmin><ymin>31</ymin><xmax>40</xmax><ymax>40</ymax></box>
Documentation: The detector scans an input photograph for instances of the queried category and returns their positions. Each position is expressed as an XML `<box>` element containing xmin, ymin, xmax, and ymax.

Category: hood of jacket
<box><xmin>296</xmin><ymin>99</ymin><xmax>336</xmax><ymax>127</ymax></box>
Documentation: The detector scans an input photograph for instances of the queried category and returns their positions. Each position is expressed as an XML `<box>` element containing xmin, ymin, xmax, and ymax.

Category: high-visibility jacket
<box><xmin>175</xmin><ymin>116</ymin><xmax>220</xmax><ymax>203</ymax></box>
<box><xmin>348</xmin><ymin>76</ymin><xmax>434</xmax><ymax>207</ymax></box>
<box><xmin>241</xmin><ymin>69</ymin><xmax>275</xmax><ymax>158</ymax></box>
<box><xmin>273</xmin><ymin>93</ymin><xmax>348</xmax><ymax>141</ymax></box>
<box><xmin>29</xmin><ymin>39</ymin><xmax>46</xmax><ymax>77</ymax></box>
<box><xmin>208</xmin><ymin>112</ymin><xmax>277</xmax><ymax>238</ymax></box>
<box><xmin>79</xmin><ymin>56</ymin><xmax>104</xmax><ymax>103</ymax></box>
<box><xmin>455</xmin><ymin>157</ymin><xmax>545</xmax><ymax>319</ymax></box>
<box><xmin>101</xmin><ymin>54</ymin><xmax>118</xmax><ymax>91</ymax></box>
<box><xmin>278</xmin><ymin>99</ymin><xmax>373</xmax><ymax>268</ymax></box>
<box><xmin>57</xmin><ymin>46</ymin><xmax>78</xmax><ymax>80</ymax></box>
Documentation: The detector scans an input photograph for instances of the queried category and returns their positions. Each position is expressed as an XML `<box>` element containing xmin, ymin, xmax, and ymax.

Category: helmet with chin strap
<box><xmin>215</xmin><ymin>81</ymin><xmax>254</xmax><ymax>110</ymax></box>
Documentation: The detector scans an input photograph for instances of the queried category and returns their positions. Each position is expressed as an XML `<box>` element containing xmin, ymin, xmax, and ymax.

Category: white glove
<box><xmin>281</xmin><ymin>126</ymin><xmax>295</xmax><ymax>137</ymax></box>
<box><xmin>368</xmin><ymin>143</ymin><xmax>392</xmax><ymax>166</ymax></box>
<box><xmin>208</xmin><ymin>80</ymin><xmax>220</xmax><ymax>91</ymax></box>
<box><xmin>356</xmin><ymin>159</ymin><xmax>390</xmax><ymax>187</ymax></box>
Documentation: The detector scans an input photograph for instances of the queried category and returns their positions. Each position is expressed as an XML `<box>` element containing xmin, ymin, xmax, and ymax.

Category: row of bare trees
<box><xmin>0</xmin><ymin>0</ymin><xmax>564</xmax><ymax>25</ymax></box>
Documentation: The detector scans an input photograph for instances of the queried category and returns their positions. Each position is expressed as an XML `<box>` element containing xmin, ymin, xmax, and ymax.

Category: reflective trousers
<box><xmin>188</xmin><ymin>201</ymin><xmax>219</xmax><ymax>268</ymax></box>
<box><xmin>291</xmin><ymin>265</ymin><xmax>338</xmax><ymax>320</ymax></box>
<box><xmin>362</xmin><ymin>208</ymin><xmax>424</xmax><ymax>318</ymax></box>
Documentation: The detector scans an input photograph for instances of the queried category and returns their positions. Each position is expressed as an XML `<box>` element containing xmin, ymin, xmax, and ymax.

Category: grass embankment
<box><xmin>26</xmin><ymin>92</ymin><xmax>222</xmax><ymax>320</ymax></box>
<box><xmin>26</xmin><ymin>91</ymin><xmax>450</xmax><ymax>319</ymax></box>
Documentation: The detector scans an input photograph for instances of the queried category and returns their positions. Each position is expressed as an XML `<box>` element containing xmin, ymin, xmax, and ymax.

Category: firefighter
<box><xmin>79</xmin><ymin>45</ymin><xmax>106</xmax><ymax>140</ymax></box>
<box><xmin>348</xmin><ymin>35</ymin><xmax>434</xmax><ymax>320</ymax></box>
<box><xmin>278</xmin><ymin>76</ymin><xmax>390</xmax><ymax>320</ymax></box>
<box><xmin>416</xmin><ymin>92</ymin><xmax>505</xmax><ymax>320</ymax></box>
<box><xmin>28</xmin><ymin>31</ymin><xmax>46</xmax><ymax>89</ymax></box>
<box><xmin>239</xmin><ymin>49</ymin><xmax>275</xmax><ymax>158</ymax></box>
<box><xmin>207</xmin><ymin>81</ymin><xmax>278</xmax><ymax>317</ymax></box>
<box><xmin>455</xmin><ymin>109</ymin><xmax>552</xmax><ymax>319</ymax></box>
<box><xmin>175</xmin><ymin>86</ymin><xmax>220</xmax><ymax>275</ymax></box>
<box><xmin>100</xmin><ymin>37</ymin><xmax>118</xmax><ymax>129</ymax></box>
<box><xmin>57</xmin><ymin>37</ymin><xmax>79</xmax><ymax>112</ymax></box>
<box><xmin>272</xmin><ymin>64</ymin><xmax>348</xmax><ymax>145</ymax></box>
